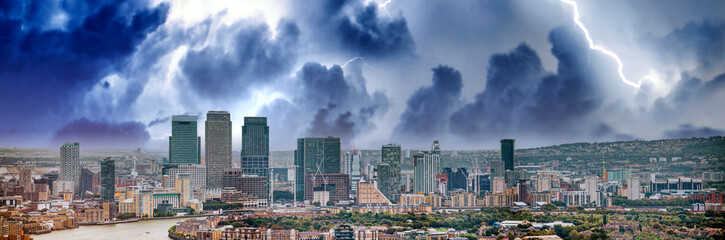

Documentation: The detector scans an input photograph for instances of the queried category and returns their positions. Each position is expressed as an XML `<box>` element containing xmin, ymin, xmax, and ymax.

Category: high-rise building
<box><xmin>240</xmin><ymin>117</ymin><xmax>270</xmax><ymax>200</ymax></box>
<box><xmin>169</xmin><ymin>115</ymin><xmax>201</xmax><ymax>164</ymax></box>
<box><xmin>60</xmin><ymin>142</ymin><xmax>80</xmax><ymax>196</ymax></box>
<box><xmin>176</xmin><ymin>174</ymin><xmax>194</xmax><ymax>207</ymax></box>
<box><xmin>627</xmin><ymin>177</ymin><xmax>641</xmax><ymax>200</ymax></box>
<box><xmin>294</xmin><ymin>137</ymin><xmax>342</xmax><ymax>200</ymax></box>
<box><xmin>443</xmin><ymin>167</ymin><xmax>468</xmax><ymax>191</ymax></box>
<box><xmin>379</xmin><ymin>144</ymin><xmax>401</xmax><ymax>202</ymax></box>
<box><xmin>413</xmin><ymin>141</ymin><xmax>441</xmax><ymax>194</ymax></box>
<box><xmin>223</xmin><ymin>169</ymin><xmax>269</xmax><ymax>200</ymax></box>
<box><xmin>135</xmin><ymin>190</ymin><xmax>154</xmax><ymax>218</ymax></box>
<box><xmin>19</xmin><ymin>168</ymin><xmax>32</xmax><ymax>192</ymax></box>
<box><xmin>79</xmin><ymin>168</ymin><xmax>94</xmax><ymax>197</ymax></box>
<box><xmin>492</xmin><ymin>177</ymin><xmax>506</xmax><ymax>194</ymax></box>
<box><xmin>164</xmin><ymin>164</ymin><xmax>207</xmax><ymax>189</ymax></box>
<box><xmin>242</xmin><ymin>117</ymin><xmax>269</xmax><ymax>158</ymax></box>
<box><xmin>205</xmin><ymin>111</ymin><xmax>232</xmax><ymax>190</ymax></box>
<box><xmin>343</xmin><ymin>150</ymin><xmax>362</xmax><ymax>194</ymax></box>
<box><xmin>101</xmin><ymin>157</ymin><xmax>115</xmax><ymax>202</ymax></box>
<box><xmin>500</xmin><ymin>139</ymin><xmax>515</xmax><ymax>171</ymax></box>
<box><xmin>304</xmin><ymin>173</ymin><xmax>350</xmax><ymax>202</ymax></box>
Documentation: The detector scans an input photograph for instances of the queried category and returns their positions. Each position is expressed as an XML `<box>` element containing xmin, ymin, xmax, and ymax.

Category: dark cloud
<box><xmin>51</xmin><ymin>118</ymin><xmax>150</xmax><ymax>149</ymax></box>
<box><xmin>649</xmin><ymin>20</ymin><xmax>725</xmax><ymax>78</ymax></box>
<box><xmin>293</xmin><ymin>0</ymin><xmax>415</xmax><ymax>59</ymax></box>
<box><xmin>449</xmin><ymin>25</ymin><xmax>608</xmax><ymax>139</ymax></box>
<box><xmin>261</xmin><ymin>61</ymin><xmax>388</xmax><ymax>147</ymax></box>
<box><xmin>0</xmin><ymin>0</ymin><xmax>169</xmax><ymax>143</ymax></box>
<box><xmin>147</xmin><ymin>116</ymin><xmax>170</xmax><ymax>127</ymax></box>
<box><xmin>180</xmin><ymin>20</ymin><xmax>299</xmax><ymax>100</ymax></box>
<box><xmin>664</xmin><ymin>124</ymin><xmax>725</xmax><ymax>139</ymax></box>
<box><xmin>394</xmin><ymin>65</ymin><xmax>462</xmax><ymax>138</ymax></box>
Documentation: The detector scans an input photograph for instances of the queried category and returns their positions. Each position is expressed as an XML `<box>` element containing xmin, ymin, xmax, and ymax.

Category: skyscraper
<box><xmin>294</xmin><ymin>137</ymin><xmax>342</xmax><ymax>200</ymax></box>
<box><xmin>101</xmin><ymin>157</ymin><xmax>115</xmax><ymax>202</ymax></box>
<box><xmin>60</xmin><ymin>142</ymin><xmax>80</xmax><ymax>196</ymax></box>
<box><xmin>79</xmin><ymin>168</ymin><xmax>94</xmax><ymax>197</ymax></box>
<box><xmin>443</xmin><ymin>167</ymin><xmax>468</xmax><ymax>191</ymax></box>
<box><xmin>343</xmin><ymin>150</ymin><xmax>361</xmax><ymax>194</ymax></box>
<box><xmin>379</xmin><ymin>144</ymin><xmax>401</xmax><ymax>202</ymax></box>
<box><xmin>500</xmin><ymin>139</ymin><xmax>515</xmax><ymax>171</ymax></box>
<box><xmin>205</xmin><ymin>111</ymin><xmax>232</xmax><ymax>190</ymax></box>
<box><xmin>414</xmin><ymin>141</ymin><xmax>441</xmax><ymax>194</ymax></box>
<box><xmin>240</xmin><ymin>117</ymin><xmax>270</xmax><ymax>199</ymax></box>
<box><xmin>169</xmin><ymin>115</ymin><xmax>201</xmax><ymax>164</ymax></box>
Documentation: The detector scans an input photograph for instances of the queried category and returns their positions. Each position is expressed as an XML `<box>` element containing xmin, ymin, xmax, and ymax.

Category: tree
<box><xmin>589</xmin><ymin>229</ymin><xmax>608</xmax><ymax>240</ymax></box>
<box><xmin>327</xmin><ymin>200</ymin><xmax>335</xmax><ymax>206</ymax></box>
<box><xmin>313</xmin><ymin>202</ymin><xmax>321</xmax><ymax>207</ymax></box>
<box><xmin>602</xmin><ymin>214</ymin><xmax>607</xmax><ymax>226</ymax></box>
<box><xmin>542</xmin><ymin>203</ymin><xmax>557</xmax><ymax>211</ymax></box>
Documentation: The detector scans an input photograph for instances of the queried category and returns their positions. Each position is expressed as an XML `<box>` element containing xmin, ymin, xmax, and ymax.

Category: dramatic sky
<box><xmin>1</xmin><ymin>0</ymin><xmax>724</xmax><ymax>150</ymax></box>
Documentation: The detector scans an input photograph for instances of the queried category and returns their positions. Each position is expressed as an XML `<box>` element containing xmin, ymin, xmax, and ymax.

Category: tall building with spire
<box><xmin>205</xmin><ymin>111</ymin><xmax>232</xmax><ymax>191</ymax></box>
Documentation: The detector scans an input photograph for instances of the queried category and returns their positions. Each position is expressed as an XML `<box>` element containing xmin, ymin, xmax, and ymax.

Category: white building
<box><xmin>165</xmin><ymin>164</ymin><xmax>207</xmax><ymax>189</ymax></box>
<box><xmin>414</xmin><ymin>141</ymin><xmax>441</xmax><ymax>194</ymax></box>
<box><xmin>59</xmin><ymin>142</ymin><xmax>80</xmax><ymax>195</ymax></box>
<box><xmin>627</xmin><ymin>177</ymin><xmax>641</xmax><ymax>200</ymax></box>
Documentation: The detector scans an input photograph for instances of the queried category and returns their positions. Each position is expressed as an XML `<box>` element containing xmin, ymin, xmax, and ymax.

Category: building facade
<box><xmin>294</xmin><ymin>137</ymin><xmax>342</xmax><ymax>200</ymax></box>
<box><xmin>379</xmin><ymin>144</ymin><xmax>401</xmax><ymax>203</ymax></box>
<box><xmin>176</xmin><ymin>174</ymin><xmax>194</xmax><ymax>207</ymax></box>
<box><xmin>500</xmin><ymin>139</ymin><xmax>515</xmax><ymax>171</ymax></box>
<box><xmin>205</xmin><ymin>111</ymin><xmax>232</xmax><ymax>190</ymax></box>
<box><xmin>356</xmin><ymin>181</ymin><xmax>391</xmax><ymax>206</ymax></box>
<box><xmin>304</xmin><ymin>174</ymin><xmax>350</xmax><ymax>202</ymax></box>
<box><xmin>164</xmin><ymin>164</ymin><xmax>207</xmax><ymax>189</ymax></box>
<box><xmin>343</xmin><ymin>150</ymin><xmax>362</xmax><ymax>194</ymax></box>
<box><xmin>101</xmin><ymin>157</ymin><xmax>115</xmax><ymax>202</ymax></box>
<box><xmin>60</xmin><ymin>142</ymin><xmax>80</xmax><ymax>195</ymax></box>
<box><xmin>414</xmin><ymin>141</ymin><xmax>441</xmax><ymax>194</ymax></box>
<box><xmin>169</xmin><ymin>115</ymin><xmax>201</xmax><ymax>164</ymax></box>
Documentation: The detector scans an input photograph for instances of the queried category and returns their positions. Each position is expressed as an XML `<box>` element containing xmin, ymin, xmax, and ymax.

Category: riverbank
<box><xmin>33</xmin><ymin>217</ymin><xmax>207</xmax><ymax>240</ymax></box>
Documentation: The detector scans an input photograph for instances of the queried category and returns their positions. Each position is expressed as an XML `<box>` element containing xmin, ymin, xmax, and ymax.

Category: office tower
<box><xmin>473</xmin><ymin>174</ymin><xmax>491</xmax><ymax>193</ymax></box>
<box><xmin>343</xmin><ymin>150</ymin><xmax>361</xmax><ymax>194</ymax></box>
<box><xmin>242</xmin><ymin>117</ymin><xmax>269</xmax><ymax>158</ymax></box>
<box><xmin>175</xmin><ymin>174</ymin><xmax>193</xmax><ymax>207</ymax></box>
<box><xmin>223</xmin><ymin>169</ymin><xmax>268</xmax><ymax>200</ymax></box>
<box><xmin>379</xmin><ymin>144</ymin><xmax>401</xmax><ymax>202</ymax></box>
<box><xmin>169</xmin><ymin>115</ymin><xmax>201</xmax><ymax>164</ymax></box>
<box><xmin>500</xmin><ymin>139</ymin><xmax>515</xmax><ymax>171</ymax></box>
<box><xmin>443</xmin><ymin>167</ymin><xmax>468</xmax><ymax>191</ymax></box>
<box><xmin>518</xmin><ymin>179</ymin><xmax>529</xmax><ymax>204</ymax></box>
<box><xmin>101</xmin><ymin>157</ymin><xmax>115</xmax><ymax>202</ymax></box>
<box><xmin>205</xmin><ymin>111</ymin><xmax>232</xmax><ymax>190</ymax></box>
<box><xmin>164</xmin><ymin>164</ymin><xmax>207</xmax><ymax>189</ymax></box>
<box><xmin>413</xmin><ymin>140</ymin><xmax>441</xmax><ymax>193</ymax></box>
<box><xmin>79</xmin><ymin>168</ymin><xmax>94</xmax><ymax>197</ymax></box>
<box><xmin>19</xmin><ymin>168</ymin><xmax>32</xmax><ymax>191</ymax></box>
<box><xmin>627</xmin><ymin>177</ymin><xmax>641</xmax><ymax>200</ymax></box>
<box><xmin>60</xmin><ymin>142</ymin><xmax>80</xmax><ymax>196</ymax></box>
<box><xmin>294</xmin><ymin>137</ymin><xmax>342</xmax><ymax>200</ymax></box>
<box><xmin>304</xmin><ymin>173</ymin><xmax>350</xmax><ymax>202</ymax></box>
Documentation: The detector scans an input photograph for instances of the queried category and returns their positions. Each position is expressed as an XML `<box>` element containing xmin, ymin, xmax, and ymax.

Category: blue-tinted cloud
<box><xmin>664</xmin><ymin>124</ymin><xmax>725</xmax><ymax>139</ymax></box>
<box><xmin>394</xmin><ymin>65</ymin><xmax>462</xmax><ymax>139</ymax></box>
<box><xmin>51</xmin><ymin>118</ymin><xmax>150</xmax><ymax>149</ymax></box>
<box><xmin>0</xmin><ymin>0</ymin><xmax>168</xmax><ymax>145</ymax></box>
<box><xmin>180</xmin><ymin>20</ymin><xmax>299</xmax><ymax>100</ymax></box>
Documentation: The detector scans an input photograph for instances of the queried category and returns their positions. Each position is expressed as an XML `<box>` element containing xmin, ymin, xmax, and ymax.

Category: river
<box><xmin>33</xmin><ymin>217</ymin><xmax>204</xmax><ymax>240</ymax></box>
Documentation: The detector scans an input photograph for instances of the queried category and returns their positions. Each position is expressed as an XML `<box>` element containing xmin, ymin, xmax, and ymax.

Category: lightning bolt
<box><xmin>378</xmin><ymin>0</ymin><xmax>393</xmax><ymax>17</ymax></box>
<box><xmin>341</xmin><ymin>57</ymin><xmax>372</xmax><ymax>68</ymax></box>
<box><xmin>561</xmin><ymin>0</ymin><xmax>641</xmax><ymax>89</ymax></box>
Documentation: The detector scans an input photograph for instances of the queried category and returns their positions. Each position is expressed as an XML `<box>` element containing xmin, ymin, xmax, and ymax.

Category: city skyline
<box><xmin>1</xmin><ymin>1</ymin><xmax>724</xmax><ymax>151</ymax></box>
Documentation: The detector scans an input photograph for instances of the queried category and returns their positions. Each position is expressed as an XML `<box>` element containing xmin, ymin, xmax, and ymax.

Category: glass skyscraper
<box><xmin>500</xmin><ymin>139</ymin><xmax>515</xmax><ymax>171</ymax></box>
<box><xmin>205</xmin><ymin>111</ymin><xmax>232</xmax><ymax>190</ymax></box>
<box><xmin>379</xmin><ymin>144</ymin><xmax>401</xmax><ymax>203</ymax></box>
<box><xmin>101</xmin><ymin>157</ymin><xmax>115</xmax><ymax>202</ymax></box>
<box><xmin>169</xmin><ymin>115</ymin><xmax>201</xmax><ymax>164</ymax></box>
<box><xmin>294</xmin><ymin>137</ymin><xmax>341</xmax><ymax>200</ymax></box>
<box><xmin>414</xmin><ymin>141</ymin><xmax>441</xmax><ymax>194</ymax></box>
<box><xmin>241</xmin><ymin>117</ymin><xmax>270</xmax><ymax>199</ymax></box>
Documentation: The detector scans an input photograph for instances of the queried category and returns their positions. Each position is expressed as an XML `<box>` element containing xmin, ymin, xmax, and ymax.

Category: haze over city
<box><xmin>2</xmin><ymin>0</ymin><xmax>725</xmax><ymax>150</ymax></box>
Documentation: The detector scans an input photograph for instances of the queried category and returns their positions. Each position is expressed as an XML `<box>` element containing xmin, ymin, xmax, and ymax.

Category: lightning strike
<box><xmin>561</xmin><ymin>0</ymin><xmax>641</xmax><ymax>89</ymax></box>
<box><xmin>378</xmin><ymin>0</ymin><xmax>393</xmax><ymax>17</ymax></box>
<box><xmin>341</xmin><ymin>57</ymin><xmax>372</xmax><ymax>68</ymax></box>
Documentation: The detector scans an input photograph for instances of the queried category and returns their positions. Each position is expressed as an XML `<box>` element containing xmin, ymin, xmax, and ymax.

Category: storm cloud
<box><xmin>394</xmin><ymin>65</ymin><xmax>463</xmax><ymax>139</ymax></box>
<box><xmin>0</xmin><ymin>0</ymin><xmax>168</xmax><ymax>146</ymax></box>
<box><xmin>180</xmin><ymin>20</ymin><xmax>300</xmax><ymax>100</ymax></box>
<box><xmin>261</xmin><ymin>61</ymin><xmax>388</xmax><ymax>147</ymax></box>
<box><xmin>52</xmin><ymin>118</ymin><xmax>150</xmax><ymax>149</ymax></box>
